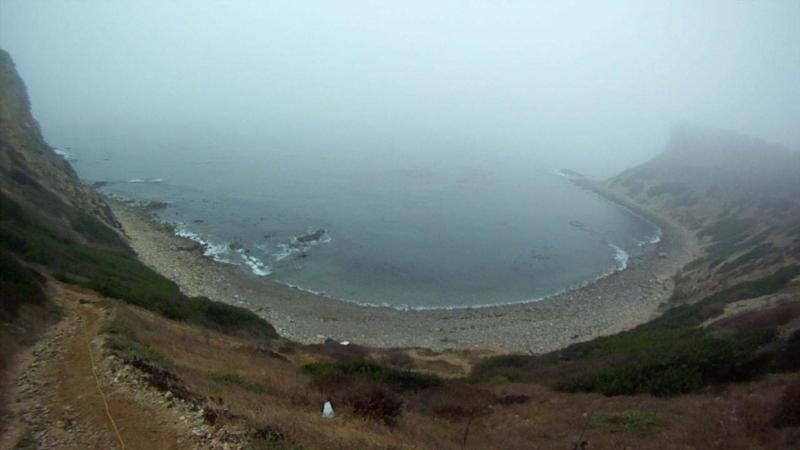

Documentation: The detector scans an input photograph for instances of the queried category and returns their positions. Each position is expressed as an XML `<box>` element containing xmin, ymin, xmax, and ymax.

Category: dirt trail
<box><xmin>1</xmin><ymin>282</ymin><xmax>193</xmax><ymax>450</ymax></box>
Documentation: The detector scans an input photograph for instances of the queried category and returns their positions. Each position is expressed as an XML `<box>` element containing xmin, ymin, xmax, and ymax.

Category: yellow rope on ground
<box><xmin>83</xmin><ymin>318</ymin><xmax>126</xmax><ymax>450</ymax></box>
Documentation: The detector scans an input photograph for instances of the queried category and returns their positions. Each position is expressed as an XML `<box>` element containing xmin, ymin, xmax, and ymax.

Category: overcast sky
<box><xmin>1</xmin><ymin>0</ymin><xmax>798</xmax><ymax>176</ymax></box>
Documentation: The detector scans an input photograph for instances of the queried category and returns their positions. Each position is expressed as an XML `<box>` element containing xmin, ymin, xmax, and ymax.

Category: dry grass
<box><xmin>106</xmin><ymin>302</ymin><xmax>800</xmax><ymax>449</ymax></box>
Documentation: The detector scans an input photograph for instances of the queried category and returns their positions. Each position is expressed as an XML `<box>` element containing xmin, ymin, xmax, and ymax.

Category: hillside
<box><xmin>608</xmin><ymin>124</ymin><xmax>800</xmax><ymax>303</ymax></box>
<box><xmin>2</xmin><ymin>47</ymin><xmax>800</xmax><ymax>449</ymax></box>
<box><xmin>0</xmin><ymin>49</ymin><xmax>278</xmax><ymax>447</ymax></box>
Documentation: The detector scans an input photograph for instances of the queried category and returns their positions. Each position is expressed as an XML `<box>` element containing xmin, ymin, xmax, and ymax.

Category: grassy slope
<box><xmin>0</xmin><ymin>190</ymin><xmax>277</xmax><ymax>340</ymax></box>
<box><xmin>96</xmin><ymin>283</ymin><xmax>800</xmax><ymax>449</ymax></box>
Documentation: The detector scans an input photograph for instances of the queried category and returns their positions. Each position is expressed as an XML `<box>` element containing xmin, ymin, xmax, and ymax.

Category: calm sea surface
<box><xmin>60</xmin><ymin>139</ymin><xmax>659</xmax><ymax>309</ymax></box>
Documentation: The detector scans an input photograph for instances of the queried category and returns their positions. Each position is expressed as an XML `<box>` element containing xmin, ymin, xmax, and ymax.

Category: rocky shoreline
<box><xmin>108</xmin><ymin>190</ymin><xmax>701</xmax><ymax>354</ymax></box>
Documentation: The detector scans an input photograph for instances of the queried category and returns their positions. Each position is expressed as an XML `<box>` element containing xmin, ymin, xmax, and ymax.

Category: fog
<box><xmin>1</xmin><ymin>0</ymin><xmax>799</xmax><ymax>176</ymax></box>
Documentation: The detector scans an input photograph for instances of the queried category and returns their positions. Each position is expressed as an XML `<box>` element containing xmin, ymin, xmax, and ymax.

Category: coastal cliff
<box><xmin>0</xmin><ymin>50</ymin><xmax>119</xmax><ymax>239</ymax></box>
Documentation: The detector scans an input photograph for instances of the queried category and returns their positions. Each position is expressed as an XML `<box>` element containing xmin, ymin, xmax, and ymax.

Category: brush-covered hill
<box><xmin>0</xmin><ymin>49</ymin><xmax>119</xmax><ymax>240</ymax></box>
<box><xmin>607</xmin><ymin>124</ymin><xmax>800</xmax><ymax>303</ymax></box>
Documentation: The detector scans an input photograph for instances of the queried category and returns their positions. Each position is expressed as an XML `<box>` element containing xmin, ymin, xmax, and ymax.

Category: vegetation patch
<box><xmin>101</xmin><ymin>318</ymin><xmax>201</xmax><ymax>403</ymax></box>
<box><xmin>468</xmin><ymin>355</ymin><xmax>531</xmax><ymax>383</ymax></box>
<box><xmin>101</xmin><ymin>319</ymin><xmax>174</xmax><ymax>372</ymax></box>
<box><xmin>592</xmin><ymin>410</ymin><xmax>663</xmax><ymax>435</ymax></box>
<box><xmin>304</xmin><ymin>359</ymin><xmax>443</xmax><ymax>426</ymax></box>
<box><xmin>71</xmin><ymin>212</ymin><xmax>128</xmax><ymax>248</ymax></box>
<box><xmin>209</xmin><ymin>373</ymin><xmax>268</xmax><ymax>394</ymax></box>
<box><xmin>0</xmin><ymin>247</ymin><xmax>47</xmax><ymax>321</ymax></box>
<box><xmin>425</xmin><ymin>383</ymin><xmax>495</xmax><ymax>421</ymax></box>
<box><xmin>347</xmin><ymin>384</ymin><xmax>404</xmax><ymax>426</ymax></box>
<box><xmin>559</xmin><ymin>328</ymin><xmax>776</xmax><ymax>396</ymax></box>
<box><xmin>773</xmin><ymin>330</ymin><xmax>800</xmax><ymax>372</ymax></box>
<box><xmin>700</xmin><ymin>216</ymin><xmax>755</xmax><ymax>243</ymax></box>
<box><xmin>470</xmin><ymin>287</ymin><xmax>791</xmax><ymax>397</ymax></box>
<box><xmin>717</xmin><ymin>242</ymin><xmax>776</xmax><ymax>274</ymax></box>
<box><xmin>773</xmin><ymin>378</ymin><xmax>800</xmax><ymax>428</ymax></box>
<box><xmin>302</xmin><ymin>359</ymin><xmax>442</xmax><ymax>393</ymax></box>
<box><xmin>248</xmin><ymin>425</ymin><xmax>307</xmax><ymax>450</ymax></box>
<box><xmin>1</xmin><ymin>194</ymin><xmax>277</xmax><ymax>340</ymax></box>
<box><xmin>647</xmin><ymin>182</ymin><xmax>688</xmax><ymax>197</ymax></box>
<box><xmin>647</xmin><ymin>264</ymin><xmax>800</xmax><ymax>329</ymax></box>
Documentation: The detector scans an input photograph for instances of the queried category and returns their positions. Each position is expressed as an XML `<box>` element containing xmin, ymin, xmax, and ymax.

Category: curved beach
<box><xmin>109</xmin><ymin>191</ymin><xmax>700</xmax><ymax>354</ymax></box>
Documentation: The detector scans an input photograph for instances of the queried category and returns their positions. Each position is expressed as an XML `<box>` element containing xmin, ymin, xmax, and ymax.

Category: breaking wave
<box><xmin>273</xmin><ymin>228</ymin><xmax>332</xmax><ymax>262</ymax></box>
<box><xmin>608</xmin><ymin>243</ymin><xmax>630</xmax><ymax>270</ymax></box>
<box><xmin>173</xmin><ymin>225</ymin><xmax>234</xmax><ymax>264</ymax></box>
<box><xmin>235</xmin><ymin>248</ymin><xmax>272</xmax><ymax>276</ymax></box>
<box><xmin>128</xmin><ymin>178</ymin><xmax>165</xmax><ymax>183</ymax></box>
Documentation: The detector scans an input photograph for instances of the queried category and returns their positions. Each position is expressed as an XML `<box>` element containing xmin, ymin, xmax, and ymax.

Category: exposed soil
<box><xmin>0</xmin><ymin>282</ymin><xmax>194</xmax><ymax>450</ymax></box>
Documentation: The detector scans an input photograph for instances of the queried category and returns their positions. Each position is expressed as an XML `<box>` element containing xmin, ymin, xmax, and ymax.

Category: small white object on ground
<box><xmin>340</xmin><ymin>341</ymin><xmax>350</xmax><ymax>346</ymax></box>
<box><xmin>322</xmin><ymin>401</ymin><xmax>335</xmax><ymax>418</ymax></box>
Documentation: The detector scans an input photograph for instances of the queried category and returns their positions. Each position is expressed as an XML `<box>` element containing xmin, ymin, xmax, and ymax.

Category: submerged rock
<box><xmin>143</xmin><ymin>200</ymin><xmax>169</xmax><ymax>210</ymax></box>
<box><xmin>296</xmin><ymin>228</ymin><xmax>326</xmax><ymax>244</ymax></box>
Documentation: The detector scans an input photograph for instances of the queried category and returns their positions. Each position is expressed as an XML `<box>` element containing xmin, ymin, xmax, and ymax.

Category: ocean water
<box><xmin>58</xmin><ymin>139</ymin><xmax>660</xmax><ymax>309</ymax></box>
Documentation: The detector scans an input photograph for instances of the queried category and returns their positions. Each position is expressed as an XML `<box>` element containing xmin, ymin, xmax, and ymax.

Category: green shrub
<box><xmin>72</xmin><ymin>212</ymin><xmax>128</xmax><ymax>247</ymax></box>
<box><xmin>773</xmin><ymin>330</ymin><xmax>800</xmax><ymax>372</ymax></box>
<box><xmin>303</xmin><ymin>359</ymin><xmax>442</xmax><ymax>392</ymax></box>
<box><xmin>647</xmin><ymin>182</ymin><xmax>688</xmax><ymax>197</ymax></box>
<box><xmin>558</xmin><ymin>328</ymin><xmax>776</xmax><ymax>396</ymax></box>
<box><xmin>209</xmin><ymin>373</ymin><xmax>268</xmax><ymax>394</ymax></box>
<box><xmin>0</xmin><ymin>247</ymin><xmax>47</xmax><ymax>320</ymax></box>
<box><xmin>717</xmin><ymin>242</ymin><xmax>775</xmax><ymax>273</ymax></box>
<box><xmin>468</xmin><ymin>355</ymin><xmax>536</xmax><ymax>383</ymax></box>
<box><xmin>467</xmin><ymin>263</ymin><xmax>795</xmax><ymax>397</ymax></box>
<box><xmin>347</xmin><ymin>384</ymin><xmax>403</xmax><ymax>426</ymax></box>
<box><xmin>647</xmin><ymin>265</ymin><xmax>800</xmax><ymax>330</ymax></box>
<box><xmin>247</xmin><ymin>424</ymin><xmax>306</xmax><ymax>450</ymax></box>
<box><xmin>1</xmin><ymin>195</ymin><xmax>278</xmax><ymax>340</ymax></box>
<box><xmin>773</xmin><ymin>379</ymin><xmax>800</xmax><ymax>428</ymax></box>
<box><xmin>102</xmin><ymin>319</ymin><xmax>174</xmax><ymax>371</ymax></box>
<box><xmin>700</xmin><ymin>216</ymin><xmax>755</xmax><ymax>242</ymax></box>
<box><xmin>592</xmin><ymin>410</ymin><xmax>663</xmax><ymax>435</ymax></box>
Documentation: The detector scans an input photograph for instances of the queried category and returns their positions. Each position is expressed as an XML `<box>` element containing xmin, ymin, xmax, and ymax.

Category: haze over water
<box><xmin>59</xmin><ymin>137</ymin><xmax>658</xmax><ymax>309</ymax></box>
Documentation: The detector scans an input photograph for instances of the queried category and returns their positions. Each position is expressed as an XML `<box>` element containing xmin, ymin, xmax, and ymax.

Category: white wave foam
<box><xmin>203</xmin><ymin>242</ymin><xmax>230</xmax><ymax>261</ymax></box>
<box><xmin>609</xmin><ymin>243</ymin><xmax>630</xmax><ymax>270</ymax></box>
<box><xmin>53</xmin><ymin>149</ymin><xmax>72</xmax><ymax>160</ymax></box>
<box><xmin>272</xmin><ymin>229</ymin><xmax>332</xmax><ymax>262</ymax></box>
<box><xmin>128</xmin><ymin>178</ymin><xmax>164</xmax><ymax>184</ymax></box>
<box><xmin>274</xmin><ymin>243</ymin><xmax>299</xmax><ymax>262</ymax></box>
<box><xmin>174</xmin><ymin>224</ymin><xmax>233</xmax><ymax>264</ymax></box>
<box><xmin>637</xmin><ymin>233</ymin><xmax>663</xmax><ymax>247</ymax></box>
<box><xmin>235</xmin><ymin>249</ymin><xmax>272</xmax><ymax>276</ymax></box>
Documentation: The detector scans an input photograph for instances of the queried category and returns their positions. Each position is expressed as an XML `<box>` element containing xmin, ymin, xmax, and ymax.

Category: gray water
<box><xmin>58</xmin><ymin>136</ymin><xmax>659</xmax><ymax>310</ymax></box>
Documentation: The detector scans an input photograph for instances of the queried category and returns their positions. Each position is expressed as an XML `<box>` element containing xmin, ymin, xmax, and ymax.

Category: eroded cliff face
<box><xmin>607</xmin><ymin>124</ymin><xmax>800</xmax><ymax>303</ymax></box>
<box><xmin>0</xmin><ymin>49</ymin><xmax>119</xmax><ymax>242</ymax></box>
